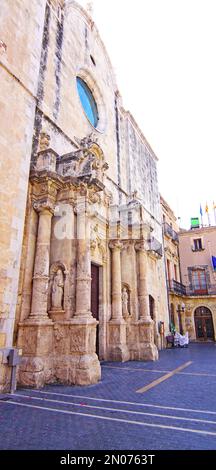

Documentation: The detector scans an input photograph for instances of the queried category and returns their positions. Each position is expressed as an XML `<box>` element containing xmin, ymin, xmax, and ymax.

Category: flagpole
<box><xmin>200</xmin><ymin>204</ymin><xmax>203</xmax><ymax>227</ymax></box>
<box><xmin>213</xmin><ymin>202</ymin><xmax>216</xmax><ymax>226</ymax></box>
<box><xmin>205</xmin><ymin>203</ymin><xmax>211</xmax><ymax>227</ymax></box>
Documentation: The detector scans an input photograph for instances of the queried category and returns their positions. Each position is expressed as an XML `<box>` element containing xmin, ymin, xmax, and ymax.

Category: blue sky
<box><xmin>77</xmin><ymin>0</ymin><xmax>216</xmax><ymax>228</ymax></box>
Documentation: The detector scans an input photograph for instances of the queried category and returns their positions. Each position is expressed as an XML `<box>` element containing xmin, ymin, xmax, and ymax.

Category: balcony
<box><xmin>186</xmin><ymin>284</ymin><xmax>216</xmax><ymax>296</ymax></box>
<box><xmin>168</xmin><ymin>279</ymin><xmax>187</xmax><ymax>295</ymax></box>
<box><xmin>163</xmin><ymin>222</ymin><xmax>179</xmax><ymax>243</ymax></box>
<box><xmin>147</xmin><ymin>236</ymin><xmax>163</xmax><ymax>258</ymax></box>
<box><xmin>168</xmin><ymin>279</ymin><xmax>216</xmax><ymax>296</ymax></box>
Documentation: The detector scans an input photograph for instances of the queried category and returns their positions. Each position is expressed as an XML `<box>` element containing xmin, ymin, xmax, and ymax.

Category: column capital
<box><xmin>109</xmin><ymin>240</ymin><xmax>124</xmax><ymax>251</ymax></box>
<box><xmin>135</xmin><ymin>240</ymin><xmax>146</xmax><ymax>252</ymax></box>
<box><xmin>33</xmin><ymin>200</ymin><xmax>55</xmax><ymax>215</ymax></box>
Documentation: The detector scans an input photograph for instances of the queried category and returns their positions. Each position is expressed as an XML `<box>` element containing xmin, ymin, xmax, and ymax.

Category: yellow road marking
<box><xmin>136</xmin><ymin>361</ymin><xmax>193</xmax><ymax>394</ymax></box>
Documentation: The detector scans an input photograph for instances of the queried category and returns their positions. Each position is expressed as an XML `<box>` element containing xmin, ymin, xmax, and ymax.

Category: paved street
<box><xmin>1</xmin><ymin>343</ymin><xmax>216</xmax><ymax>450</ymax></box>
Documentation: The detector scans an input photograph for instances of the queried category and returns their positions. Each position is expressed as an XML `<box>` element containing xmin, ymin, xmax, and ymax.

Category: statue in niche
<box><xmin>51</xmin><ymin>269</ymin><xmax>64</xmax><ymax>310</ymax></box>
<box><xmin>122</xmin><ymin>287</ymin><xmax>130</xmax><ymax>319</ymax></box>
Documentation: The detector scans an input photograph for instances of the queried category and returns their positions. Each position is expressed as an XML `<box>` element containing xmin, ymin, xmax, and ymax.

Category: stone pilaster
<box><xmin>135</xmin><ymin>241</ymin><xmax>158</xmax><ymax>361</ymax></box>
<box><xmin>108</xmin><ymin>240</ymin><xmax>129</xmax><ymax>362</ymax></box>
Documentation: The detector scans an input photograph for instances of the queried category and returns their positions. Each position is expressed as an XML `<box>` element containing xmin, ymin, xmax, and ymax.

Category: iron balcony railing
<box><xmin>168</xmin><ymin>279</ymin><xmax>187</xmax><ymax>295</ymax></box>
<box><xmin>163</xmin><ymin>222</ymin><xmax>179</xmax><ymax>243</ymax></box>
<box><xmin>168</xmin><ymin>279</ymin><xmax>216</xmax><ymax>296</ymax></box>
<box><xmin>147</xmin><ymin>236</ymin><xmax>163</xmax><ymax>257</ymax></box>
<box><xmin>186</xmin><ymin>284</ymin><xmax>216</xmax><ymax>296</ymax></box>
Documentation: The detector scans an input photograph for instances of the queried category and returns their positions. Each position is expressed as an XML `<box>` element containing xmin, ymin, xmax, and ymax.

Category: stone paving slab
<box><xmin>0</xmin><ymin>343</ymin><xmax>216</xmax><ymax>450</ymax></box>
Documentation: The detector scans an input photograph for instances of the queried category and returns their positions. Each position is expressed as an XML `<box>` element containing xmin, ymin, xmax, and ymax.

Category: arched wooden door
<box><xmin>194</xmin><ymin>306</ymin><xmax>214</xmax><ymax>341</ymax></box>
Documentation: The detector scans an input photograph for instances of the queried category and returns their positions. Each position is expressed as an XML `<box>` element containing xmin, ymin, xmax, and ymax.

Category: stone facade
<box><xmin>161</xmin><ymin>197</ymin><xmax>216</xmax><ymax>343</ymax></box>
<box><xmin>0</xmin><ymin>0</ymin><xmax>169</xmax><ymax>392</ymax></box>
<box><xmin>178</xmin><ymin>226</ymin><xmax>216</xmax><ymax>341</ymax></box>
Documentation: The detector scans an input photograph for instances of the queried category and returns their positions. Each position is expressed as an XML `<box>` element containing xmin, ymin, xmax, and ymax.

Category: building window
<box><xmin>193</xmin><ymin>238</ymin><xmax>203</xmax><ymax>251</ymax></box>
<box><xmin>76</xmin><ymin>77</ymin><xmax>98</xmax><ymax>127</ymax></box>
<box><xmin>174</xmin><ymin>264</ymin><xmax>178</xmax><ymax>281</ymax></box>
<box><xmin>167</xmin><ymin>259</ymin><xmax>171</xmax><ymax>287</ymax></box>
<box><xmin>192</xmin><ymin>269</ymin><xmax>207</xmax><ymax>294</ymax></box>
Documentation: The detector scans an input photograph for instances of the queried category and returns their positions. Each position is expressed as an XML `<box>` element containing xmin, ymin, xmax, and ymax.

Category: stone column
<box><xmin>110</xmin><ymin>240</ymin><xmax>123</xmax><ymax>320</ymax></box>
<box><xmin>135</xmin><ymin>241</ymin><xmax>158</xmax><ymax>361</ymax></box>
<box><xmin>70</xmin><ymin>196</ymin><xmax>101</xmax><ymax>385</ymax></box>
<box><xmin>17</xmin><ymin>202</ymin><xmax>54</xmax><ymax>389</ymax></box>
<box><xmin>135</xmin><ymin>241</ymin><xmax>150</xmax><ymax>320</ymax></box>
<box><xmin>174</xmin><ymin>305</ymin><xmax>179</xmax><ymax>332</ymax></box>
<box><xmin>108</xmin><ymin>241</ymin><xmax>129</xmax><ymax>362</ymax></box>
<box><xmin>75</xmin><ymin>202</ymin><xmax>92</xmax><ymax>317</ymax></box>
<box><xmin>30</xmin><ymin>203</ymin><xmax>54</xmax><ymax>321</ymax></box>
<box><xmin>129</xmin><ymin>241</ymin><xmax>139</xmax><ymax>321</ymax></box>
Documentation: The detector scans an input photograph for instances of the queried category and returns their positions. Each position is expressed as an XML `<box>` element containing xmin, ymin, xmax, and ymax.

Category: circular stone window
<box><xmin>76</xmin><ymin>77</ymin><xmax>99</xmax><ymax>128</ymax></box>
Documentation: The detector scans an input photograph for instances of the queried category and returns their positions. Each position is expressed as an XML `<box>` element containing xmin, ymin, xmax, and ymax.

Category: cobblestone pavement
<box><xmin>1</xmin><ymin>343</ymin><xmax>216</xmax><ymax>450</ymax></box>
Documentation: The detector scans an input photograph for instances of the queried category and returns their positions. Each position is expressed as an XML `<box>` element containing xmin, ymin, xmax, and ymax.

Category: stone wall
<box><xmin>0</xmin><ymin>0</ymin><xmax>169</xmax><ymax>391</ymax></box>
<box><xmin>0</xmin><ymin>0</ymin><xmax>47</xmax><ymax>354</ymax></box>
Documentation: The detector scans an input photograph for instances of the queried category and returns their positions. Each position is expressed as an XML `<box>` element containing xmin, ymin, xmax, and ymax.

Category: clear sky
<box><xmin>76</xmin><ymin>0</ymin><xmax>216</xmax><ymax>229</ymax></box>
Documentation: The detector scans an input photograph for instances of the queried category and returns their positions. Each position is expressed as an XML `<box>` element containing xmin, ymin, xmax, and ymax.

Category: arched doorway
<box><xmin>194</xmin><ymin>306</ymin><xmax>214</xmax><ymax>341</ymax></box>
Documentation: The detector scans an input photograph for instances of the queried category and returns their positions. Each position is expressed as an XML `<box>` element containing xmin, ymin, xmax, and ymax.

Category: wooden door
<box><xmin>91</xmin><ymin>264</ymin><xmax>100</xmax><ymax>355</ymax></box>
<box><xmin>194</xmin><ymin>307</ymin><xmax>214</xmax><ymax>341</ymax></box>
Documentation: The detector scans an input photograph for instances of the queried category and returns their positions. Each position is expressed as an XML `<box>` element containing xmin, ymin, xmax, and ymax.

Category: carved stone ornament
<box><xmin>109</xmin><ymin>240</ymin><xmax>123</xmax><ymax>251</ymax></box>
<box><xmin>53</xmin><ymin>324</ymin><xmax>64</xmax><ymax>341</ymax></box>
<box><xmin>49</xmin><ymin>262</ymin><xmax>67</xmax><ymax>312</ymax></box>
<box><xmin>33</xmin><ymin>200</ymin><xmax>55</xmax><ymax>214</ymax></box>
<box><xmin>103</xmin><ymin>189</ymin><xmax>113</xmax><ymax>207</ymax></box>
<box><xmin>122</xmin><ymin>287</ymin><xmax>130</xmax><ymax>319</ymax></box>
<box><xmin>74</xmin><ymin>133</ymin><xmax>98</xmax><ymax>149</ymax></box>
<box><xmin>59</xmin><ymin>139</ymin><xmax>108</xmax><ymax>183</ymax></box>
<box><xmin>135</xmin><ymin>240</ymin><xmax>146</xmax><ymax>252</ymax></box>
<box><xmin>39</xmin><ymin>131</ymin><xmax>51</xmax><ymax>151</ymax></box>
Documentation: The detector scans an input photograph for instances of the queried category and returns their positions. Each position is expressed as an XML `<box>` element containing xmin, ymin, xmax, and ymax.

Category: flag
<box><xmin>205</xmin><ymin>203</ymin><xmax>209</xmax><ymax>213</ymax></box>
<box><xmin>212</xmin><ymin>256</ymin><xmax>216</xmax><ymax>271</ymax></box>
<box><xmin>200</xmin><ymin>204</ymin><xmax>203</xmax><ymax>216</ymax></box>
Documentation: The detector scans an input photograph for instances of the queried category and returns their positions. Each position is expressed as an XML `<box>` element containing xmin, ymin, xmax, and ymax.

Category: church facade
<box><xmin>0</xmin><ymin>0</ymin><xmax>169</xmax><ymax>392</ymax></box>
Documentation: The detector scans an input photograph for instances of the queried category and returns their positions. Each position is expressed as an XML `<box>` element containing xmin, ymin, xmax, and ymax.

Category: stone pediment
<box><xmin>34</xmin><ymin>132</ymin><xmax>109</xmax><ymax>191</ymax></box>
<box><xmin>57</xmin><ymin>138</ymin><xmax>108</xmax><ymax>183</ymax></box>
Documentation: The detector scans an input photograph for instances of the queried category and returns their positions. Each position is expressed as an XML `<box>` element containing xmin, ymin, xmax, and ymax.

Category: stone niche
<box><xmin>48</xmin><ymin>262</ymin><xmax>67</xmax><ymax>321</ymax></box>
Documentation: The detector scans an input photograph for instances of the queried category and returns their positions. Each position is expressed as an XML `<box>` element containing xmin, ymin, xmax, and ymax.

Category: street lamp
<box><xmin>176</xmin><ymin>302</ymin><xmax>185</xmax><ymax>335</ymax></box>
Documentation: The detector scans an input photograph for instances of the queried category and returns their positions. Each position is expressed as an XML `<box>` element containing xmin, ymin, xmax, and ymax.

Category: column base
<box><xmin>24</xmin><ymin>315</ymin><xmax>53</xmax><ymax>324</ymax></box>
<box><xmin>0</xmin><ymin>350</ymin><xmax>11</xmax><ymax>393</ymax></box>
<box><xmin>54</xmin><ymin>353</ymin><xmax>101</xmax><ymax>386</ymax></box>
<box><xmin>17</xmin><ymin>316</ymin><xmax>101</xmax><ymax>388</ymax></box>
<box><xmin>66</xmin><ymin>316</ymin><xmax>101</xmax><ymax>385</ymax></box>
<box><xmin>17</xmin><ymin>320</ymin><xmax>54</xmax><ymax>388</ymax></box>
<box><xmin>108</xmin><ymin>319</ymin><xmax>130</xmax><ymax>362</ymax></box>
<box><xmin>138</xmin><ymin>318</ymin><xmax>158</xmax><ymax>361</ymax></box>
<box><xmin>49</xmin><ymin>309</ymin><xmax>65</xmax><ymax>321</ymax></box>
<box><xmin>18</xmin><ymin>356</ymin><xmax>53</xmax><ymax>388</ymax></box>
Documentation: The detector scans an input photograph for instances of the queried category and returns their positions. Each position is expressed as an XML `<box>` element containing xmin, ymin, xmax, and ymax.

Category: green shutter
<box><xmin>190</xmin><ymin>217</ymin><xmax>200</xmax><ymax>228</ymax></box>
